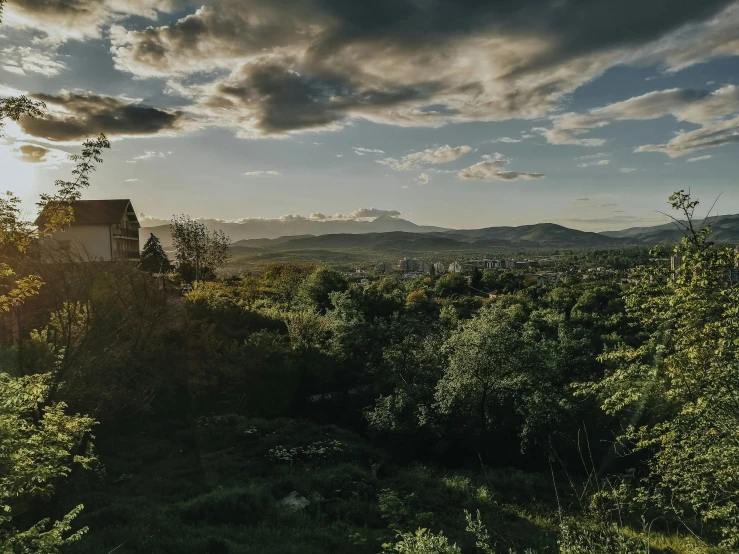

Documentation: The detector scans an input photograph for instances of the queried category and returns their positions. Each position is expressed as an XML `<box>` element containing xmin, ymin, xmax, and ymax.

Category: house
<box><xmin>35</xmin><ymin>199</ymin><xmax>141</xmax><ymax>261</ymax></box>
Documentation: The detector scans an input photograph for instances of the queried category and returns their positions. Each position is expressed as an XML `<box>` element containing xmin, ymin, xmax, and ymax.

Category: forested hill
<box><xmin>230</xmin><ymin>223</ymin><xmax>627</xmax><ymax>252</ymax></box>
<box><xmin>601</xmin><ymin>213</ymin><xmax>739</xmax><ymax>244</ymax></box>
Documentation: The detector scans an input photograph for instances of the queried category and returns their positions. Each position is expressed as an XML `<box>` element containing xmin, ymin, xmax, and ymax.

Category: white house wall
<box><xmin>50</xmin><ymin>225</ymin><xmax>112</xmax><ymax>261</ymax></box>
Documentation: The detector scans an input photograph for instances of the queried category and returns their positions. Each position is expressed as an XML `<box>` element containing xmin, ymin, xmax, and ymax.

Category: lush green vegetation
<box><xmin>3</xmin><ymin>186</ymin><xmax>739</xmax><ymax>553</ymax></box>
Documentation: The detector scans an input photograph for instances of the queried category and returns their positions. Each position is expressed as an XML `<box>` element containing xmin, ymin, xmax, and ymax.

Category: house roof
<box><xmin>35</xmin><ymin>199</ymin><xmax>138</xmax><ymax>227</ymax></box>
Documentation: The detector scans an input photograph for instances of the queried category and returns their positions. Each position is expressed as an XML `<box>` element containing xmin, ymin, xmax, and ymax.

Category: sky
<box><xmin>1</xmin><ymin>0</ymin><xmax>739</xmax><ymax>232</ymax></box>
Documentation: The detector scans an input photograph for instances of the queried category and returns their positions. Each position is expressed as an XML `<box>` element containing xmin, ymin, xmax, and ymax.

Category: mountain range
<box><xmin>142</xmin><ymin>213</ymin><xmax>739</xmax><ymax>252</ymax></box>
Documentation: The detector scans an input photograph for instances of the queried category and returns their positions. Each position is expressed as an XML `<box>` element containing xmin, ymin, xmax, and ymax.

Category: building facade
<box><xmin>36</xmin><ymin>199</ymin><xmax>141</xmax><ymax>262</ymax></box>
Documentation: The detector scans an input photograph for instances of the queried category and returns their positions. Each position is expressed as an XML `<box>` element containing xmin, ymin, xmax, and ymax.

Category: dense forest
<box><xmin>2</xmin><ymin>11</ymin><xmax>739</xmax><ymax>551</ymax></box>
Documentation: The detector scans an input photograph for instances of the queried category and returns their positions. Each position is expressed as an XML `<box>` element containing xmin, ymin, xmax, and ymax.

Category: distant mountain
<box><xmin>141</xmin><ymin>217</ymin><xmax>446</xmax><ymax>249</ymax></box>
<box><xmin>447</xmin><ymin>223</ymin><xmax>625</xmax><ymax>248</ymax></box>
<box><xmin>234</xmin><ymin>224</ymin><xmax>629</xmax><ymax>253</ymax></box>
<box><xmin>601</xmin><ymin>214</ymin><xmax>739</xmax><ymax>245</ymax></box>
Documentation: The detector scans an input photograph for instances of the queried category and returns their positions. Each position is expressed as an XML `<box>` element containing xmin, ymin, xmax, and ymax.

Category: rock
<box><xmin>280</xmin><ymin>491</ymin><xmax>310</xmax><ymax>511</ymax></box>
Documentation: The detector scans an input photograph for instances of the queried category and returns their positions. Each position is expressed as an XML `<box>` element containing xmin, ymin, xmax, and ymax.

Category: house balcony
<box><xmin>112</xmin><ymin>225</ymin><xmax>139</xmax><ymax>240</ymax></box>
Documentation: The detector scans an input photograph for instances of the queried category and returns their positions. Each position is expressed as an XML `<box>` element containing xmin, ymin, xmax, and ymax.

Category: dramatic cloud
<box><xmin>415</xmin><ymin>173</ymin><xmax>430</xmax><ymax>185</ymax></box>
<box><xmin>686</xmin><ymin>154</ymin><xmax>714</xmax><ymax>162</ymax></box>
<box><xmin>15</xmin><ymin>92</ymin><xmax>185</xmax><ymax>143</ymax></box>
<box><xmin>543</xmin><ymin>85</ymin><xmax>739</xmax><ymax>155</ymax></box>
<box><xmin>378</xmin><ymin>145</ymin><xmax>472</xmax><ymax>171</ymax></box>
<box><xmin>7</xmin><ymin>0</ymin><xmax>739</xmax><ymax>146</ymax></box>
<box><xmin>127</xmin><ymin>150</ymin><xmax>171</xmax><ymax>163</ymax></box>
<box><xmin>100</xmin><ymin>0</ymin><xmax>739</xmax><ymax>137</ymax></box>
<box><xmin>243</xmin><ymin>170</ymin><xmax>281</xmax><ymax>176</ymax></box>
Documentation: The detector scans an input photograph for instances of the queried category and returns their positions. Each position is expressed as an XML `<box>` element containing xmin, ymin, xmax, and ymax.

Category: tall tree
<box><xmin>139</xmin><ymin>233</ymin><xmax>170</xmax><ymax>273</ymax></box>
<box><xmin>581</xmin><ymin>190</ymin><xmax>739</xmax><ymax>547</ymax></box>
<box><xmin>170</xmin><ymin>215</ymin><xmax>230</xmax><ymax>283</ymax></box>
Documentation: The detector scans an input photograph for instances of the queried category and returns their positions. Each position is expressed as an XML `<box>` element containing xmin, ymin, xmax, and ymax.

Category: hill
<box><xmin>601</xmin><ymin>213</ymin><xmax>739</xmax><ymax>244</ymax></box>
<box><xmin>233</xmin><ymin>224</ymin><xmax>629</xmax><ymax>255</ymax></box>
<box><xmin>141</xmin><ymin>217</ymin><xmax>446</xmax><ymax>249</ymax></box>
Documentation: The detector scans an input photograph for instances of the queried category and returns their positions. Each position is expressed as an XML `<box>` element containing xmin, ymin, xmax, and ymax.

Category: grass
<box><xmin>58</xmin><ymin>415</ymin><xmax>719</xmax><ymax>554</ymax></box>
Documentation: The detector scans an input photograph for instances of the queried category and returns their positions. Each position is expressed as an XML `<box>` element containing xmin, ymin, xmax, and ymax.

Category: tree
<box><xmin>435</xmin><ymin>304</ymin><xmax>540</xmax><ymax>443</ymax></box>
<box><xmin>139</xmin><ymin>233</ymin><xmax>170</xmax><ymax>273</ymax></box>
<box><xmin>170</xmin><ymin>215</ymin><xmax>230</xmax><ymax>283</ymax></box>
<box><xmin>581</xmin><ymin>190</ymin><xmax>739</xmax><ymax>547</ymax></box>
<box><xmin>470</xmin><ymin>268</ymin><xmax>482</xmax><ymax>290</ymax></box>
<box><xmin>0</xmin><ymin>372</ymin><xmax>96</xmax><ymax>553</ymax></box>
<box><xmin>434</xmin><ymin>273</ymin><xmax>468</xmax><ymax>298</ymax></box>
<box><xmin>297</xmin><ymin>266</ymin><xmax>348</xmax><ymax>313</ymax></box>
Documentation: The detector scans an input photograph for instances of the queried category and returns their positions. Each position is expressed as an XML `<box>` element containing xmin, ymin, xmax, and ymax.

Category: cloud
<box><xmin>573</xmin><ymin>197</ymin><xmax>591</xmax><ymax>201</ymax></box>
<box><xmin>620</xmin><ymin>167</ymin><xmax>637</xmax><ymax>173</ymax></box>
<box><xmin>543</xmin><ymin>85</ymin><xmax>739</xmax><ymax>155</ymax></box>
<box><xmin>378</xmin><ymin>145</ymin><xmax>472</xmax><ymax>171</ymax></box>
<box><xmin>574</xmin><ymin>152</ymin><xmax>609</xmax><ymax>160</ymax></box>
<box><xmin>101</xmin><ymin>0</ymin><xmax>739</xmax><ymax>138</ymax></box>
<box><xmin>3</xmin><ymin>0</ymin><xmax>181</xmax><ymax>42</ymax></box>
<box><xmin>8</xmin><ymin>0</ymin><xmax>739</xmax><ymax>141</ymax></box>
<box><xmin>636</xmin><ymin>116</ymin><xmax>739</xmax><ymax>156</ymax></box>
<box><xmin>415</xmin><ymin>172</ymin><xmax>430</xmax><ymax>185</ymax></box>
<box><xmin>15</xmin><ymin>143</ymin><xmax>49</xmax><ymax>163</ymax></box>
<box><xmin>125</xmin><ymin>178</ymin><xmax>139</xmax><ymax>182</ymax></box>
<box><xmin>1</xmin><ymin>46</ymin><xmax>66</xmax><ymax>76</ymax></box>
<box><xmin>458</xmin><ymin>158</ymin><xmax>545</xmax><ymax>181</ymax></box>
<box><xmin>309</xmin><ymin>212</ymin><xmax>327</xmax><ymax>220</ymax></box>
<box><xmin>13</xmin><ymin>142</ymin><xmax>71</xmax><ymax>166</ymax></box>
<box><xmin>127</xmin><ymin>150</ymin><xmax>172</xmax><ymax>164</ymax></box>
<box><xmin>686</xmin><ymin>154</ymin><xmax>714</xmax><ymax>162</ymax></box>
<box><xmin>340</xmin><ymin>208</ymin><xmax>400</xmax><ymax>219</ymax></box>
<box><xmin>16</xmin><ymin>92</ymin><xmax>185</xmax><ymax>143</ymax></box>
<box><xmin>243</xmin><ymin>170</ymin><xmax>281</xmax><ymax>176</ymax></box>
<box><xmin>335</xmin><ymin>154</ymin><xmax>343</xmax><ymax>157</ymax></box>
<box><xmin>488</xmin><ymin>137</ymin><xmax>522</xmax><ymax>143</ymax></box>
<box><xmin>577</xmin><ymin>159</ymin><xmax>611</xmax><ymax>167</ymax></box>
<box><xmin>353</xmin><ymin>147</ymin><xmax>385</xmax><ymax>154</ymax></box>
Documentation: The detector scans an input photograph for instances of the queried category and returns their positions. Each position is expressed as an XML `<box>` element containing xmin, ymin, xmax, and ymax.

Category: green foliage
<box><xmin>579</xmin><ymin>190</ymin><xmax>739</xmax><ymax>547</ymax></box>
<box><xmin>434</xmin><ymin>274</ymin><xmax>468</xmax><ymax>298</ymax></box>
<box><xmin>297</xmin><ymin>266</ymin><xmax>349</xmax><ymax>313</ymax></box>
<box><xmin>381</xmin><ymin>528</ymin><xmax>462</xmax><ymax>554</ymax></box>
<box><xmin>0</xmin><ymin>373</ymin><xmax>96</xmax><ymax>553</ymax></box>
<box><xmin>170</xmin><ymin>215</ymin><xmax>231</xmax><ymax>282</ymax></box>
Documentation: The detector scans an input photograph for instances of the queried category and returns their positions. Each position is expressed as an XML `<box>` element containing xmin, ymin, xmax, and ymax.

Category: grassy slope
<box><xmin>61</xmin><ymin>416</ymin><xmax>711</xmax><ymax>554</ymax></box>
